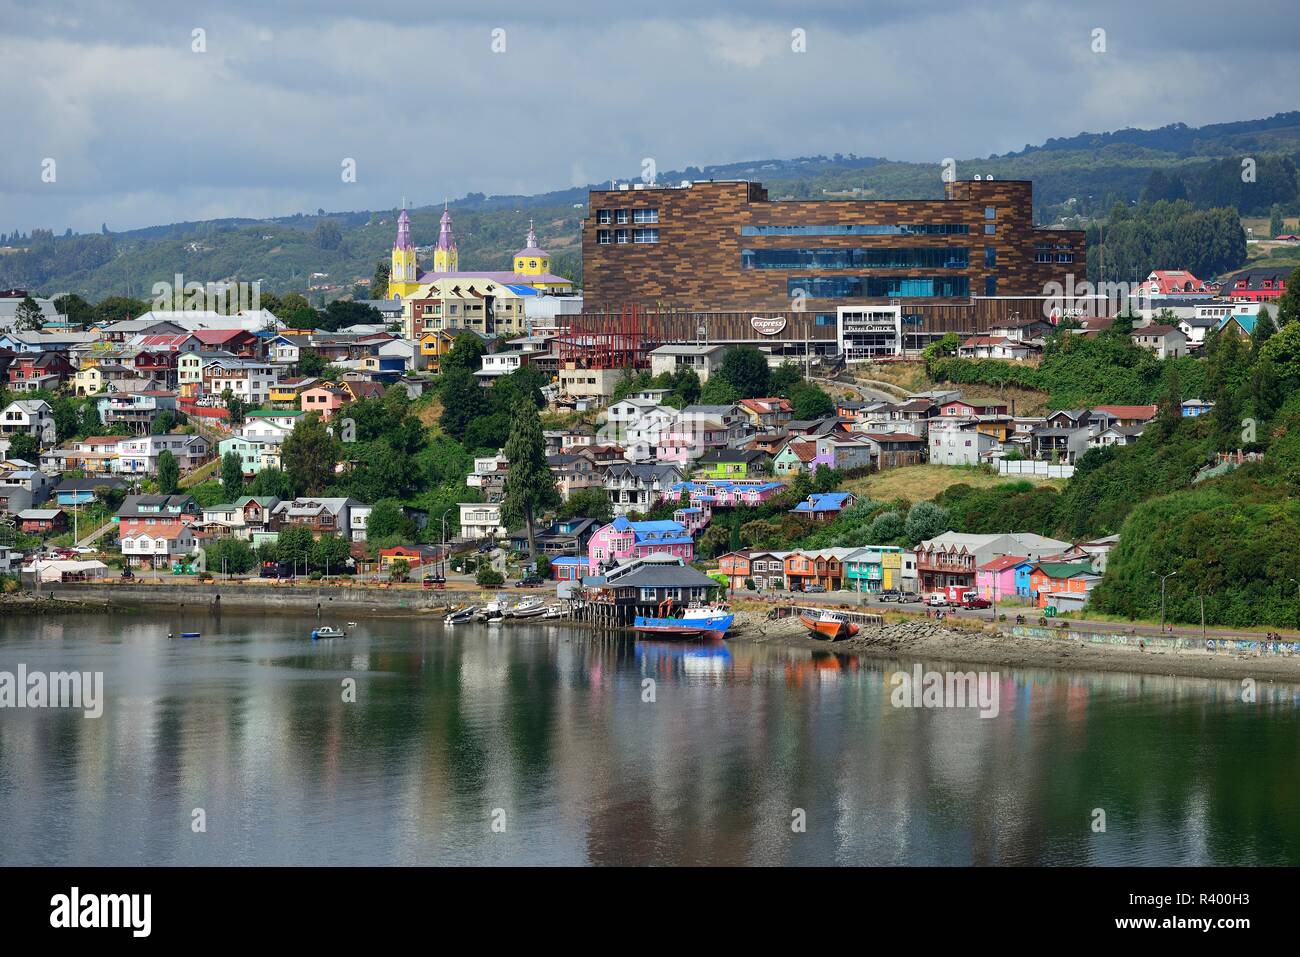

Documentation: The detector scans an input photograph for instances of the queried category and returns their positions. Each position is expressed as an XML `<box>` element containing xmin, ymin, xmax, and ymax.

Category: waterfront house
<box><xmin>844</xmin><ymin>545</ymin><xmax>912</xmax><ymax>593</ymax></box>
<box><xmin>200</xmin><ymin>496</ymin><xmax>280</xmax><ymax>540</ymax></box>
<box><xmin>119</xmin><ymin>521</ymin><xmax>200</xmax><ymax>569</ymax></box>
<box><xmin>550</xmin><ymin>556</ymin><xmax>587</xmax><ymax>581</ymax></box>
<box><xmin>379</xmin><ymin>544</ymin><xmax>445</xmax><ymax>570</ymax></box>
<box><xmin>1028</xmin><ymin>561</ymin><xmax>1101</xmax><ymax>610</ymax></box>
<box><xmin>975</xmin><ymin>554</ymin><xmax>1027</xmax><ymax>602</ymax></box>
<box><xmin>581</xmin><ymin>557</ymin><xmax>722</xmax><ymax>617</ymax></box>
<box><xmin>790</xmin><ymin>491</ymin><xmax>856</xmax><ymax>522</ymax></box>
<box><xmin>915</xmin><ymin>532</ymin><xmax>1071</xmax><ymax>593</ymax></box>
<box><xmin>270</xmin><ymin>497</ymin><xmax>364</xmax><ymax>539</ymax></box>
<box><xmin>784</xmin><ymin>548</ymin><xmax>855</xmax><ymax>592</ymax></box>
<box><xmin>587</xmin><ymin>516</ymin><xmax>694</xmax><ymax>575</ymax></box>
<box><xmin>506</xmin><ymin>517</ymin><xmax>599</xmax><ymax>557</ymax></box>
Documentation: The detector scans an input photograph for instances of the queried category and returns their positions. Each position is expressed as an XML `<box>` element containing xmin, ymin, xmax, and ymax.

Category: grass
<box><xmin>843</xmin><ymin>464</ymin><xmax>1064</xmax><ymax>503</ymax></box>
<box><xmin>849</xmin><ymin>361</ymin><xmax>1052</xmax><ymax>414</ymax></box>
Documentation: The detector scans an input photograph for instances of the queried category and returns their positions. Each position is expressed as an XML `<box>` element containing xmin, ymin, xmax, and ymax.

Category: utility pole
<box><xmin>1155</xmin><ymin>570</ymin><xmax>1177</xmax><ymax>633</ymax></box>
<box><xmin>1291</xmin><ymin>578</ymin><xmax>1299</xmax><ymax>631</ymax></box>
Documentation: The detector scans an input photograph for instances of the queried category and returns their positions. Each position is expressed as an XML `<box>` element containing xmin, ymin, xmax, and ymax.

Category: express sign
<box><xmin>750</xmin><ymin>316</ymin><xmax>787</xmax><ymax>336</ymax></box>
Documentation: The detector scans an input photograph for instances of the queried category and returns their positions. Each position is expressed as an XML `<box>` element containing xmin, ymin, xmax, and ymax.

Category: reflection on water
<box><xmin>1</xmin><ymin>612</ymin><xmax>1298</xmax><ymax>866</ymax></box>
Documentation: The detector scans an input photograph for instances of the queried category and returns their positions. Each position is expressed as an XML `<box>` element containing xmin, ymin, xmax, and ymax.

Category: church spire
<box><xmin>433</xmin><ymin>201</ymin><xmax>458</xmax><ymax>273</ymax></box>
<box><xmin>394</xmin><ymin>206</ymin><xmax>412</xmax><ymax>251</ymax></box>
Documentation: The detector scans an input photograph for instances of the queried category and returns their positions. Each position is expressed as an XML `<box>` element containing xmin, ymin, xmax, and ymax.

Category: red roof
<box><xmin>190</xmin><ymin>329</ymin><xmax>248</xmax><ymax>345</ymax></box>
<box><xmin>787</xmin><ymin>440</ymin><xmax>817</xmax><ymax>463</ymax></box>
<box><xmin>1145</xmin><ymin>270</ymin><xmax>1208</xmax><ymax>295</ymax></box>
<box><xmin>978</xmin><ymin>555</ymin><xmax>1028</xmax><ymax>572</ymax></box>
<box><xmin>1093</xmin><ymin>404</ymin><xmax>1158</xmax><ymax>421</ymax></box>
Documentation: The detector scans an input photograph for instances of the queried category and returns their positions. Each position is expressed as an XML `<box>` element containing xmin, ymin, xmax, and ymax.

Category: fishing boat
<box><xmin>311</xmin><ymin>625</ymin><xmax>346</xmax><ymax>640</ymax></box>
<box><xmin>633</xmin><ymin>601</ymin><xmax>734</xmax><ymax>640</ymax></box>
<box><xmin>168</xmin><ymin>632</ymin><xmax>202</xmax><ymax>639</ymax></box>
<box><xmin>508</xmin><ymin>597</ymin><xmax>547</xmax><ymax>619</ymax></box>
<box><xmin>474</xmin><ymin>601</ymin><xmax>504</xmax><ymax>622</ymax></box>
<box><xmin>798</xmin><ymin>610</ymin><xmax>859</xmax><ymax>641</ymax></box>
<box><xmin>444</xmin><ymin>606</ymin><xmax>476</xmax><ymax>624</ymax></box>
<box><xmin>542</xmin><ymin>603</ymin><xmax>565</xmax><ymax>619</ymax></box>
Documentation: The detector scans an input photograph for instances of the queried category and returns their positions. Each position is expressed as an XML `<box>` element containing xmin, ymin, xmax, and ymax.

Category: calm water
<box><xmin>1</xmin><ymin>611</ymin><xmax>1298</xmax><ymax>866</ymax></box>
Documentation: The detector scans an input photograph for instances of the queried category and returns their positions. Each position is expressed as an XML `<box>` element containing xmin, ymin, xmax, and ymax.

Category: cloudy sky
<box><xmin>3</xmin><ymin>0</ymin><xmax>1298</xmax><ymax>235</ymax></box>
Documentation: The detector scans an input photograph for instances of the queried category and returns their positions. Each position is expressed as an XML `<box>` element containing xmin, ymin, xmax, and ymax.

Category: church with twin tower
<box><xmin>386</xmin><ymin>203</ymin><xmax>573</xmax><ymax>300</ymax></box>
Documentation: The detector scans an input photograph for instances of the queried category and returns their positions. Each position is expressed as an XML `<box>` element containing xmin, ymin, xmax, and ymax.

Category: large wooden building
<box><xmin>578</xmin><ymin>178</ymin><xmax>1093</xmax><ymax>356</ymax></box>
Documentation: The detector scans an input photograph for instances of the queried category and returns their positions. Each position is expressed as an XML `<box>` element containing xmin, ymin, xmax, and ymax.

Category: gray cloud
<box><xmin>2</xmin><ymin>0</ymin><xmax>1297</xmax><ymax>234</ymax></box>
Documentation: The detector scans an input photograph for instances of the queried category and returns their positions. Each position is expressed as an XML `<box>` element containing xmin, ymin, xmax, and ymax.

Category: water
<box><xmin>2</xmin><ymin>611</ymin><xmax>1298</xmax><ymax>866</ymax></box>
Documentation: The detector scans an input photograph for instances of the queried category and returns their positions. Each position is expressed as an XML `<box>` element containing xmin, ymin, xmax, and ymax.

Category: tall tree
<box><xmin>157</xmin><ymin>450</ymin><xmax>180</xmax><ymax>495</ymax></box>
<box><xmin>280</xmin><ymin>412</ymin><xmax>341</xmax><ymax>495</ymax></box>
<box><xmin>501</xmin><ymin>395</ymin><xmax>560</xmax><ymax>564</ymax></box>
<box><xmin>13</xmin><ymin>296</ymin><xmax>43</xmax><ymax>331</ymax></box>
<box><xmin>371</xmin><ymin>260</ymin><xmax>390</xmax><ymax>299</ymax></box>
<box><xmin>718</xmin><ymin>346</ymin><xmax>771</xmax><ymax>398</ymax></box>
<box><xmin>221</xmin><ymin>450</ymin><xmax>244</xmax><ymax>500</ymax></box>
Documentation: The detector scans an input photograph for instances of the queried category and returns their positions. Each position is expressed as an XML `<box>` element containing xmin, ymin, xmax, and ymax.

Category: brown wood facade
<box><xmin>581</xmin><ymin>179</ymin><xmax>1088</xmax><ymax>337</ymax></box>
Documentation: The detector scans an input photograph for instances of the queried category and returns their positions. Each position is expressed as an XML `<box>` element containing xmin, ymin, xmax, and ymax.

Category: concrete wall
<box><xmin>1009</xmin><ymin>624</ymin><xmax>1300</xmax><ymax>656</ymax></box>
<box><xmin>45</xmin><ymin>581</ymin><xmax>491</xmax><ymax>616</ymax></box>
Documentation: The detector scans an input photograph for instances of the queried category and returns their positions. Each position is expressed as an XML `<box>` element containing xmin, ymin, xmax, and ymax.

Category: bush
<box><xmin>476</xmin><ymin>566</ymin><xmax>504</xmax><ymax>587</ymax></box>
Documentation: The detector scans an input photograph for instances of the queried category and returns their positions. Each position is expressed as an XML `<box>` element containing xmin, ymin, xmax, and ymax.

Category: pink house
<box><xmin>975</xmin><ymin>554</ymin><xmax>1027</xmax><ymax>601</ymax></box>
<box><xmin>300</xmin><ymin>385</ymin><xmax>349</xmax><ymax>420</ymax></box>
<box><xmin>673</xmin><ymin>505</ymin><xmax>711</xmax><ymax>536</ymax></box>
<box><xmin>664</xmin><ymin>479</ymin><xmax>787</xmax><ymax>507</ymax></box>
<box><xmin>655</xmin><ymin>419</ymin><xmax>728</xmax><ymax>466</ymax></box>
<box><xmin>587</xmin><ymin>516</ymin><xmax>695</xmax><ymax>575</ymax></box>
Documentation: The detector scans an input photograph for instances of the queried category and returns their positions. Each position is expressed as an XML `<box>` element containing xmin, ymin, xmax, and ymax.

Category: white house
<box><xmin>0</xmin><ymin>399</ymin><xmax>56</xmax><ymax>448</ymax></box>
<box><xmin>474</xmin><ymin>351</ymin><xmax>526</xmax><ymax>383</ymax></box>
<box><xmin>117</xmin><ymin>434</ymin><xmax>209</xmax><ymax>476</ymax></box>
<box><xmin>459</xmin><ymin>502</ymin><xmax>506</xmax><ymax>540</ymax></box>
<box><xmin>928</xmin><ymin>422</ymin><xmax>997</xmax><ymax>466</ymax></box>
<box><xmin>649</xmin><ymin>343</ymin><xmax>729</xmax><ymax>383</ymax></box>
<box><xmin>201</xmin><ymin>358</ymin><xmax>279</xmax><ymax>405</ymax></box>
<box><xmin>1130</xmin><ymin>325</ymin><xmax>1189</xmax><ymax>360</ymax></box>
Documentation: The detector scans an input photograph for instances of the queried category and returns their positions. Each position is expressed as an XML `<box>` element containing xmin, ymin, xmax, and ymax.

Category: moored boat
<box><xmin>633</xmin><ymin>602</ymin><xmax>733</xmax><ymax>640</ymax></box>
<box><xmin>474</xmin><ymin>601</ymin><xmax>504</xmax><ymax>622</ymax></box>
<box><xmin>799</xmin><ymin>610</ymin><xmax>859</xmax><ymax>641</ymax></box>
<box><xmin>508</xmin><ymin>597</ymin><xmax>547</xmax><ymax>618</ymax></box>
<box><xmin>444</xmin><ymin>606</ymin><xmax>476</xmax><ymax>624</ymax></box>
<box><xmin>311</xmin><ymin>625</ymin><xmax>346</xmax><ymax>640</ymax></box>
<box><xmin>542</xmin><ymin>603</ymin><xmax>565</xmax><ymax>619</ymax></box>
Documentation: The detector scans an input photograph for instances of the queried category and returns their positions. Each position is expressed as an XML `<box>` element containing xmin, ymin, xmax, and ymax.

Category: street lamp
<box><xmin>1154</xmin><ymin>570</ymin><xmax>1177</xmax><ymax>633</ymax></box>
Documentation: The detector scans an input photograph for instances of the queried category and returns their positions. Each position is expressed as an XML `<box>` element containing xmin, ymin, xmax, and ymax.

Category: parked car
<box><xmin>120</xmin><ymin>567</ymin><xmax>134</xmax><ymax>580</ymax></box>
<box><xmin>803</xmin><ymin>584</ymin><xmax>826</xmax><ymax>594</ymax></box>
<box><xmin>477</xmin><ymin>540</ymin><xmax>496</xmax><ymax>554</ymax></box>
<box><xmin>896</xmin><ymin>592</ymin><xmax>920</xmax><ymax>603</ymax></box>
<box><xmin>877</xmin><ymin>589</ymin><xmax>900</xmax><ymax>602</ymax></box>
<box><xmin>962</xmin><ymin>595</ymin><xmax>992</xmax><ymax>609</ymax></box>
<box><xmin>514</xmin><ymin>575</ymin><xmax>544</xmax><ymax>588</ymax></box>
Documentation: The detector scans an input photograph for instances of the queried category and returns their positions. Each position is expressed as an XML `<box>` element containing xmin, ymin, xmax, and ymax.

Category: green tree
<box><xmin>280</xmin><ymin>412</ymin><xmax>341</xmax><ymax>496</ymax></box>
<box><xmin>222</xmin><ymin>388</ymin><xmax>247</xmax><ymax>425</ymax></box>
<box><xmin>438</xmin><ymin>367</ymin><xmax>490</xmax><ymax>441</ymax></box>
<box><xmin>310</xmin><ymin>533</ymin><xmax>351</xmax><ymax>574</ymax></box>
<box><xmin>366</xmin><ymin>499</ymin><xmax>415</xmax><ymax>540</ymax></box>
<box><xmin>718</xmin><ymin>346</ymin><xmax>770</xmax><ymax>398</ymax></box>
<box><xmin>7</xmin><ymin>431</ymin><xmax>39</xmax><ymax>460</ymax></box>
<box><xmin>371</xmin><ymin>260</ymin><xmax>390</xmax><ymax>299</ymax></box>
<box><xmin>205</xmin><ymin>537</ymin><xmax>254</xmax><ymax>575</ymax></box>
<box><xmin>699</xmin><ymin>375</ymin><xmax>740</xmax><ymax>405</ymax></box>
<box><xmin>157</xmin><ymin>450</ymin><xmax>180</xmax><ymax>494</ymax></box>
<box><xmin>1276</xmin><ymin>265</ymin><xmax>1300</xmax><ymax>327</ymax></box>
<box><xmin>13</xmin><ymin>296</ymin><xmax>44</xmax><ymax>331</ymax></box>
<box><xmin>501</xmin><ymin>394</ymin><xmax>560</xmax><ymax>563</ymax></box>
<box><xmin>557</xmin><ymin>487</ymin><xmax>613</xmax><ymax>525</ymax></box>
<box><xmin>1269</xmin><ymin>204</ymin><xmax>1285</xmax><ymax>239</ymax></box>
<box><xmin>697</xmin><ymin>523</ymin><xmax>731</xmax><ymax>558</ymax></box>
<box><xmin>297</xmin><ymin>349</ymin><xmax>329</xmax><ymax>378</ymax></box>
<box><xmin>247</xmin><ymin>468</ymin><xmax>295</xmax><ymax>500</ymax></box>
<box><xmin>313</xmin><ymin>219</ymin><xmax>342</xmax><ymax>250</ymax></box>
<box><xmin>789</xmin><ymin>382</ymin><xmax>833</xmax><ymax>419</ymax></box>
<box><xmin>441</xmin><ymin>331</ymin><xmax>487</xmax><ymax>374</ymax></box>
<box><xmin>221</xmin><ymin>450</ymin><xmax>244</xmax><ymax>499</ymax></box>
<box><xmin>149</xmin><ymin>410</ymin><xmax>177</xmax><ymax>435</ymax></box>
<box><xmin>904</xmin><ymin>501</ymin><xmax>949</xmax><ymax>545</ymax></box>
<box><xmin>275</xmin><ymin>524</ymin><xmax>314</xmax><ymax>569</ymax></box>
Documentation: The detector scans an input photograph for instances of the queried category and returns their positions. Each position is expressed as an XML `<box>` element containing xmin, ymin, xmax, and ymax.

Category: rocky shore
<box><xmin>728</xmin><ymin>609</ymin><xmax>1300</xmax><ymax>682</ymax></box>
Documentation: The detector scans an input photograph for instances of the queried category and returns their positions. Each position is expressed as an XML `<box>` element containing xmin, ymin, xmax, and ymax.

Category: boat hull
<box><xmin>632</xmin><ymin>613</ymin><xmax>733</xmax><ymax>641</ymax></box>
<box><xmin>798</xmin><ymin>613</ymin><xmax>859</xmax><ymax>641</ymax></box>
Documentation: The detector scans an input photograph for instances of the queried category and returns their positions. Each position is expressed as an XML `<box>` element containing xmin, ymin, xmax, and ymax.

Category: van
<box><xmin>925</xmin><ymin>592</ymin><xmax>948</xmax><ymax>607</ymax></box>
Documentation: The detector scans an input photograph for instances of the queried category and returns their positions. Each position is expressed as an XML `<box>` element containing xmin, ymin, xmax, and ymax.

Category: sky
<box><xmin>2</xmin><ymin>0</ymin><xmax>1298</xmax><ymax>235</ymax></box>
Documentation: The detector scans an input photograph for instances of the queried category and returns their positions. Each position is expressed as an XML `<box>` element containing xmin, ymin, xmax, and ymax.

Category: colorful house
<box><xmin>975</xmin><ymin>554</ymin><xmax>1027</xmax><ymax>601</ymax></box>
<box><xmin>586</xmin><ymin>516</ymin><xmax>694</xmax><ymax>575</ymax></box>
<box><xmin>1028</xmin><ymin>561</ymin><xmax>1101</xmax><ymax>609</ymax></box>
<box><xmin>844</xmin><ymin>545</ymin><xmax>908</xmax><ymax>593</ymax></box>
<box><xmin>784</xmin><ymin>548</ymin><xmax>854</xmax><ymax>592</ymax></box>
<box><xmin>550</xmin><ymin>556</ymin><xmax>587</xmax><ymax>581</ymax></box>
<box><xmin>790</xmin><ymin>491</ymin><xmax>856</xmax><ymax>522</ymax></box>
<box><xmin>664</xmin><ymin>479</ymin><xmax>787</xmax><ymax>508</ymax></box>
<box><xmin>672</xmin><ymin>505</ymin><xmax>711</xmax><ymax>536</ymax></box>
<box><xmin>300</xmin><ymin>385</ymin><xmax>350</xmax><ymax>420</ymax></box>
<box><xmin>695</xmin><ymin>448</ymin><xmax>769</xmax><ymax>479</ymax></box>
<box><xmin>718</xmin><ymin>550</ymin><xmax>790</xmax><ymax>591</ymax></box>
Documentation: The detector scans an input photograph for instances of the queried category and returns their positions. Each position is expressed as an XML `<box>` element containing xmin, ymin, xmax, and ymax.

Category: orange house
<box><xmin>300</xmin><ymin>385</ymin><xmax>350</xmax><ymax>420</ymax></box>
<box><xmin>717</xmin><ymin>551</ymin><xmax>753</xmax><ymax>590</ymax></box>
<box><xmin>1028</xmin><ymin>562</ymin><xmax>1100</xmax><ymax>608</ymax></box>
<box><xmin>784</xmin><ymin>549</ymin><xmax>850</xmax><ymax>592</ymax></box>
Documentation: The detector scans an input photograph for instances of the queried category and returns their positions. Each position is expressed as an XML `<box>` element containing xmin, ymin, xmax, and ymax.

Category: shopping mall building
<box><xmin>578</xmin><ymin>177</ymin><xmax>1095</xmax><ymax>360</ymax></box>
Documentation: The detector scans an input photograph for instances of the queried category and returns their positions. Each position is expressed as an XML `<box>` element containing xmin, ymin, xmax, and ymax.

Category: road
<box><xmin>808</xmin><ymin>374</ymin><xmax>906</xmax><ymax>405</ymax></box>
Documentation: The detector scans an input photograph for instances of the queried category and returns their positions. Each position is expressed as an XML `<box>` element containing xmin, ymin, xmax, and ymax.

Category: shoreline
<box><xmin>727</xmin><ymin>610</ymin><xmax>1300</xmax><ymax>683</ymax></box>
<box><xmin>12</xmin><ymin>583</ymin><xmax>1300</xmax><ymax>683</ymax></box>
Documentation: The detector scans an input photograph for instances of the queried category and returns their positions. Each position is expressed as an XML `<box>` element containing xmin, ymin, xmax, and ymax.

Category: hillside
<box><xmin>3</xmin><ymin>112</ymin><xmax>1300</xmax><ymax>302</ymax></box>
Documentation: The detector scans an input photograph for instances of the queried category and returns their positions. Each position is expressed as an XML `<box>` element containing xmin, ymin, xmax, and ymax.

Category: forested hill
<box><xmin>3</xmin><ymin>112</ymin><xmax>1299</xmax><ymax>301</ymax></box>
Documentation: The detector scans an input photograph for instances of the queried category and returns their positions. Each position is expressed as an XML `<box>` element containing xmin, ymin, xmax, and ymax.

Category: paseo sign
<box><xmin>750</xmin><ymin>316</ymin><xmax>787</xmax><ymax>336</ymax></box>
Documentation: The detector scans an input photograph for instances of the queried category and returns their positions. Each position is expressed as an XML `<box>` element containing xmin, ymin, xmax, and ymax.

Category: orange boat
<box><xmin>799</xmin><ymin>610</ymin><xmax>860</xmax><ymax>640</ymax></box>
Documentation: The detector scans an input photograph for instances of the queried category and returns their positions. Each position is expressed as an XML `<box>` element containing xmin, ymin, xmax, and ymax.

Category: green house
<box><xmin>695</xmin><ymin>448</ymin><xmax>770</xmax><ymax>479</ymax></box>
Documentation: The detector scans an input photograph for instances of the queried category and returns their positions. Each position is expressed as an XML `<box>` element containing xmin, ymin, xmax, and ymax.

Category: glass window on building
<box><xmin>984</xmin><ymin>224</ymin><xmax>996</xmax><ymax>235</ymax></box>
<box><xmin>615</xmin><ymin>209</ymin><xmax>629</xmax><ymax>224</ymax></box>
<box><xmin>985</xmin><ymin>276</ymin><xmax>997</xmax><ymax>296</ymax></box>
<box><xmin>985</xmin><ymin>206</ymin><xmax>996</xmax><ymax>219</ymax></box>
<box><xmin>985</xmin><ymin>247</ymin><xmax>996</xmax><ymax>267</ymax></box>
<box><xmin>615</xmin><ymin>229</ymin><xmax>630</xmax><ymax>244</ymax></box>
<box><xmin>597</xmin><ymin>209</ymin><xmax>611</xmax><ymax>224</ymax></box>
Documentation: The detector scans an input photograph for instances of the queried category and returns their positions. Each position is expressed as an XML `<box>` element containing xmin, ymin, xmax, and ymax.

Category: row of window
<box><xmin>788</xmin><ymin>277</ymin><xmax>971</xmax><ymax>298</ymax></box>
<box><xmin>596</xmin><ymin>208</ymin><xmax>659</xmax><ymax>225</ymax></box>
<box><xmin>1034</xmin><ymin>251</ymin><xmax>1075</xmax><ymax>263</ymax></box>
<box><xmin>742</xmin><ymin>247</ymin><xmax>970</xmax><ymax>270</ymax></box>
<box><xmin>741</xmin><ymin>223</ymin><xmax>971</xmax><ymax>236</ymax></box>
<box><xmin>596</xmin><ymin>228</ymin><xmax>659</xmax><ymax>244</ymax></box>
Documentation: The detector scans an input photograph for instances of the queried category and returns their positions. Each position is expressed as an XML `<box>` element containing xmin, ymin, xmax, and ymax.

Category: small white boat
<box><xmin>311</xmin><ymin>625</ymin><xmax>346</xmax><ymax>640</ymax></box>
<box><xmin>474</xmin><ymin>601</ymin><xmax>504</xmax><ymax>622</ymax></box>
<box><xmin>444</xmin><ymin>606</ymin><xmax>476</xmax><ymax>624</ymax></box>
<box><xmin>542</xmin><ymin>604</ymin><xmax>565</xmax><ymax>619</ymax></box>
<box><xmin>508</xmin><ymin>597</ymin><xmax>547</xmax><ymax>619</ymax></box>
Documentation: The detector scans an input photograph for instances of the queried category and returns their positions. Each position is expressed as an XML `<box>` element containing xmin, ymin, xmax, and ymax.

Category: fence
<box><xmin>998</xmin><ymin>460</ymin><xmax>1075</xmax><ymax>478</ymax></box>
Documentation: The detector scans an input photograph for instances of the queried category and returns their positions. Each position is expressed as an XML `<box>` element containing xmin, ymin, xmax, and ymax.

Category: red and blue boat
<box><xmin>633</xmin><ymin>602</ymin><xmax>733</xmax><ymax>640</ymax></box>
